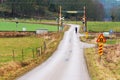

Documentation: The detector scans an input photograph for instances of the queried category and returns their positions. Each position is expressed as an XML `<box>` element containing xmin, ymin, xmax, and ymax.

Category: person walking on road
<box><xmin>75</xmin><ymin>27</ymin><xmax>77</xmax><ymax>33</ymax></box>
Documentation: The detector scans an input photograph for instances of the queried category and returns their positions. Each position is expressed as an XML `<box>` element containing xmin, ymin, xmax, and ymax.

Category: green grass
<box><xmin>2</xmin><ymin>20</ymin><xmax>120</xmax><ymax>33</ymax></box>
<box><xmin>0</xmin><ymin>21</ymin><xmax>57</xmax><ymax>31</ymax></box>
<box><xmin>0</xmin><ymin>37</ymin><xmax>44</xmax><ymax>63</ymax></box>
<box><xmin>87</xmin><ymin>22</ymin><xmax>120</xmax><ymax>32</ymax></box>
<box><xmin>106</xmin><ymin>39</ymin><xmax>117</xmax><ymax>44</ymax></box>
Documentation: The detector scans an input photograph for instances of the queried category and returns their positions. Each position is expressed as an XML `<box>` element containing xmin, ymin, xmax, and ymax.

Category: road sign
<box><xmin>96</xmin><ymin>34</ymin><xmax>106</xmax><ymax>43</ymax></box>
<box><xmin>96</xmin><ymin>34</ymin><xmax>106</xmax><ymax>56</ymax></box>
<box><xmin>109</xmin><ymin>30</ymin><xmax>113</xmax><ymax>35</ymax></box>
<box><xmin>98</xmin><ymin>43</ymin><xmax>103</xmax><ymax>56</ymax></box>
<box><xmin>60</xmin><ymin>17</ymin><xmax>64</xmax><ymax>20</ymax></box>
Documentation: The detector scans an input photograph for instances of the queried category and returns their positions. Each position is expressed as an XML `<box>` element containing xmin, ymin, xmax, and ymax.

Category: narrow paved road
<box><xmin>17</xmin><ymin>24</ymin><xmax>95</xmax><ymax>80</ymax></box>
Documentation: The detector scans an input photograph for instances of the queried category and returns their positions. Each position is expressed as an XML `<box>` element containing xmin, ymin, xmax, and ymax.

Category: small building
<box><xmin>36</xmin><ymin>29</ymin><xmax>48</xmax><ymax>34</ymax></box>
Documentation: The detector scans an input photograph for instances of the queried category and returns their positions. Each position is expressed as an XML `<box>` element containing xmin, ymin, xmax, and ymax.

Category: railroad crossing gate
<box><xmin>58</xmin><ymin>6</ymin><xmax>87</xmax><ymax>32</ymax></box>
<box><xmin>96</xmin><ymin>34</ymin><xmax>106</xmax><ymax>56</ymax></box>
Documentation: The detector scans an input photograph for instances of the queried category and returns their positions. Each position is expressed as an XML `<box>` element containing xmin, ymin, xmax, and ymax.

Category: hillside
<box><xmin>99</xmin><ymin>0</ymin><xmax>120</xmax><ymax>20</ymax></box>
<box><xmin>0</xmin><ymin>0</ymin><xmax>104</xmax><ymax>21</ymax></box>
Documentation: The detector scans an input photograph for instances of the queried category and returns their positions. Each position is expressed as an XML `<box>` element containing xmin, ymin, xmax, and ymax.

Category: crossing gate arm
<box><xmin>62</xmin><ymin>11</ymin><xmax>84</xmax><ymax>14</ymax></box>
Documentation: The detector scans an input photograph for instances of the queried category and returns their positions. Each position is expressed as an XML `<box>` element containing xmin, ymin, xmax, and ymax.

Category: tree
<box><xmin>50</xmin><ymin>0</ymin><xmax>105</xmax><ymax>21</ymax></box>
<box><xmin>0</xmin><ymin>0</ymin><xmax>105</xmax><ymax>20</ymax></box>
<box><xmin>111</xmin><ymin>7</ymin><xmax>120</xmax><ymax>21</ymax></box>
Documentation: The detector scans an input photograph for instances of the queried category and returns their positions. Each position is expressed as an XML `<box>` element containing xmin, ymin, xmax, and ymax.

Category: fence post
<box><xmin>32</xmin><ymin>49</ymin><xmax>34</xmax><ymax>58</ymax></box>
<box><xmin>36</xmin><ymin>47</ymin><xmax>38</xmax><ymax>58</ymax></box>
<box><xmin>22</xmin><ymin>49</ymin><xmax>24</xmax><ymax>61</ymax></box>
<box><xmin>44</xmin><ymin>41</ymin><xmax>46</xmax><ymax>52</ymax></box>
<box><xmin>12</xmin><ymin>50</ymin><xmax>15</xmax><ymax>61</ymax></box>
<box><xmin>40</xmin><ymin>46</ymin><xmax>42</xmax><ymax>55</ymax></box>
<box><xmin>38</xmin><ymin>47</ymin><xmax>40</xmax><ymax>56</ymax></box>
<box><xmin>37</xmin><ymin>47</ymin><xmax>40</xmax><ymax>57</ymax></box>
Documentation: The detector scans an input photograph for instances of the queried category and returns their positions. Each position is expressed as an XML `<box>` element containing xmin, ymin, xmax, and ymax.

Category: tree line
<box><xmin>0</xmin><ymin>0</ymin><xmax>105</xmax><ymax>21</ymax></box>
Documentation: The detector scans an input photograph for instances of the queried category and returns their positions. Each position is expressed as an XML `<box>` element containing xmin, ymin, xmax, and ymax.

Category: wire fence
<box><xmin>0</xmin><ymin>42</ymin><xmax>47</xmax><ymax>63</ymax></box>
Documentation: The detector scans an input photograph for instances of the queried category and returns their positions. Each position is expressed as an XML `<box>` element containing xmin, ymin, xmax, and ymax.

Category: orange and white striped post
<box><xmin>96</xmin><ymin>34</ymin><xmax>106</xmax><ymax>56</ymax></box>
<box><xmin>98</xmin><ymin>43</ymin><xmax>103</xmax><ymax>56</ymax></box>
<box><xmin>96</xmin><ymin>34</ymin><xmax>106</xmax><ymax>63</ymax></box>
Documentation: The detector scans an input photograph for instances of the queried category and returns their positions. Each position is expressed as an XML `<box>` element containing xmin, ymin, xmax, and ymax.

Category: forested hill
<box><xmin>99</xmin><ymin>0</ymin><xmax>120</xmax><ymax>21</ymax></box>
<box><xmin>0</xmin><ymin>0</ymin><xmax>105</xmax><ymax>21</ymax></box>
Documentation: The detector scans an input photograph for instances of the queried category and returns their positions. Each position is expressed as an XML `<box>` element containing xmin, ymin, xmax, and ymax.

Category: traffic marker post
<box><xmin>96</xmin><ymin>34</ymin><xmax>106</xmax><ymax>56</ymax></box>
<box><xmin>96</xmin><ymin>33</ymin><xmax>106</xmax><ymax>62</ymax></box>
<box><xmin>85</xmin><ymin>32</ymin><xmax>88</xmax><ymax>39</ymax></box>
<box><xmin>98</xmin><ymin>43</ymin><xmax>103</xmax><ymax>56</ymax></box>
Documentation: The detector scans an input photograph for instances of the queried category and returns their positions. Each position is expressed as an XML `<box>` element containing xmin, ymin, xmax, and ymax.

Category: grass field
<box><xmin>0</xmin><ymin>21</ymin><xmax>57</xmax><ymax>31</ymax></box>
<box><xmin>0</xmin><ymin>37</ymin><xmax>44</xmax><ymax>64</ymax></box>
<box><xmin>65</xmin><ymin>21</ymin><xmax>120</xmax><ymax>32</ymax></box>
<box><xmin>1</xmin><ymin>19</ymin><xmax>120</xmax><ymax>32</ymax></box>
<box><xmin>87</xmin><ymin>22</ymin><xmax>120</xmax><ymax>32</ymax></box>
<box><xmin>0</xmin><ymin>31</ymin><xmax>64</xmax><ymax>80</ymax></box>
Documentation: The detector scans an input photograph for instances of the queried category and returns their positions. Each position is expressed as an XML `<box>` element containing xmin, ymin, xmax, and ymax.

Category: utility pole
<box><xmin>58</xmin><ymin>6</ymin><xmax>62</xmax><ymax>32</ymax></box>
<box><xmin>83</xmin><ymin>6</ymin><xmax>87</xmax><ymax>32</ymax></box>
<box><xmin>58</xmin><ymin>10</ymin><xmax>59</xmax><ymax>32</ymax></box>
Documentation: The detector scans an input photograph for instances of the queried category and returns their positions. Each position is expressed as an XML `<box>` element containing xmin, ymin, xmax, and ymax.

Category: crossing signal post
<box><xmin>59</xmin><ymin>6</ymin><xmax>62</xmax><ymax>28</ymax></box>
<box><xmin>58</xmin><ymin>6</ymin><xmax>87</xmax><ymax>32</ymax></box>
<box><xmin>83</xmin><ymin>6</ymin><xmax>87</xmax><ymax>32</ymax></box>
<box><xmin>58</xmin><ymin>6</ymin><xmax>64</xmax><ymax>32</ymax></box>
<box><xmin>58</xmin><ymin>6</ymin><xmax>61</xmax><ymax>32</ymax></box>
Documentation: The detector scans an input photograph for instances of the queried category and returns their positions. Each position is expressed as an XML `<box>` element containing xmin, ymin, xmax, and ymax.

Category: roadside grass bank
<box><xmin>85</xmin><ymin>45</ymin><xmax>120</xmax><ymax>80</ymax></box>
<box><xmin>0</xmin><ymin>33</ymin><xmax>62</xmax><ymax>80</ymax></box>
<box><xmin>81</xmin><ymin>35</ymin><xmax>120</xmax><ymax>80</ymax></box>
<box><xmin>0</xmin><ymin>25</ymin><xmax>69</xmax><ymax>80</ymax></box>
<box><xmin>79</xmin><ymin>21</ymin><xmax>120</xmax><ymax>80</ymax></box>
